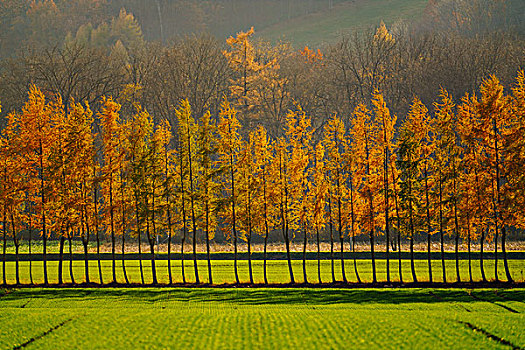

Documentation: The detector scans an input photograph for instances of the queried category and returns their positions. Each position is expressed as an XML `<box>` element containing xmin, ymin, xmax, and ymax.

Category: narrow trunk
<box><xmin>149</xmin><ymin>239</ymin><xmax>157</xmax><ymax>285</ymax></box>
<box><xmin>316</xmin><ymin>228</ymin><xmax>321</xmax><ymax>284</ymax></box>
<box><xmin>2</xmin><ymin>215</ymin><xmax>6</xmax><ymax>285</ymax></box>
<box><xmin>205</xmin><ymin>204</ymin><xmax>212</xmax><ymax>284</ymax></box>
<box><xmin>480</xmin><ymin>227</ymin><xmax>486</xmax><ymax>282</ymax></box>
<box><xmin>230</xmin><ymin>157</ymin><xmax>239</xmax><ymax>284</ymax></box>
<box><xmin>67</xmin><ymin>232</ymin><xmax>75</xmax><ymax>284</ymax></box>
<box><xmin>349</xmin><ymin>175</ymin><xmax>361</xmax><ymax>283</ymax></box>
<box><xmin>263</xmin><ymin>179</ymin><xmax>269</xmax><ymax>285</ymax></box>
<box><xmin>303</xmin><ymin>225</ymin><xmax>308</xmax><ymax>284</ymax></box>
<box><xmin>146</xmin><ymin>197</ymin><xmax>157</xmax><ymax>285</ymax></box>
<box><xmin>121</xmin><ymin>234</ymin><xmax>129</xmax><ymax>284</ymax></box>
<box><xmin>391</xmin><ymin>165</ymin><xmax>403</xmax><ymax>283</ymax></box>
<box><xmin>28</xmin><ymin>222</ymin><xmax>33</xmax><ymax>285</ymax></box>
<box><xmin>383</xmin><ymin>147</ymin><xmax>390</xmax><ymax>284</ymax></box>
<box><xmin>82</xmin><ymin>238</ymin><xmax>90</xmax><ymax>284</ymax></box>
<box><xmin>96</xmin><ymin>230</ymin><xmax>102</xmax><ymax>284</ymax></box>
<box><xmin>493</xmin><ymin>118</ymin><xmax>512</xmax><ymax>282</ymax></box>
<box><xmin>93</xmin><ymin>173</ymin><xmax>102</xmax><ymax>284</ymax></box>
<box><xmin>408</xmin><ymin>180</ymin><xmax>417</xmax><ymax>283</ymax></box>
<box><xmin>337</xmin><ymin>198</ymin><xmax>346</xmax><ymax>283</ymax></box>
<box><xmin>59</xmin><ymin>235</ymin><xmax>65</xmax><ymax>284</ymax></box>
<box><xmin>439</xmin><ymin>175</ymin><xmax>446</xmax><ymax>283</ymax></box>
<box><xmin>248</xmin><ymin>229</ymin><xmax>253</xmax><ymax>284</ymax></box>
<box><xmin>280</xmin><ymin>154</ymin><xmax>294</xmax><ymax>284</ymax></box>
<box><xmin>14</xmin><ymin>240</ymin><xmax>20</xmax><ymax>285</ymax></box>
<box><xmin>502</xmin><ymin>228</ymin><xmax>512</xmax><ymax>282</ymax></box>
<box><xmin>328</xmin><ymin>193</ymin><xmax>335</xmax><ymax>283</ymax></box>
<box><xmin>138</xmin><ymin>230</ymin><xmax>144</xmax><ymax>284</ymax></box>
<box><xmin>467</xmin><ymin>224</ymin><xmax>472</xmax><ymax>283</ymax></box>
<box><xmin>424</xmin><ymin>164</ymin><xmax>432</xmax><ymax>283</ymax></box>
<box><xmin>109</xmin><ymin>174</ymin><xmax>116</xmax><ymax>283</ymax></box>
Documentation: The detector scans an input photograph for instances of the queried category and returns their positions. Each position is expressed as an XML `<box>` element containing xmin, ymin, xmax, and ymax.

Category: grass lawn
<box><xmin>0</xmin><ymin>287</ymin><xmax>524</xmax><ymax>349</ymax></box>
<box><xmin>2</xmin><ymin>259</ymin><xmax>524</xmax><ymax>285</ymax></box>
<box><xmin>258</xmin><ymin>0</ymin><xmax>428</xmax><ymax>47</ymax></box>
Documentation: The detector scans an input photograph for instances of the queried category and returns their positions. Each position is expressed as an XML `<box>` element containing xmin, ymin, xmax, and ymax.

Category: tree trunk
<box><xmin>59</xmin><ymin>235</ymin><xmax>65</xmax><ymax>284</ymax></box>
<box><xmin>263</xmin><ymin>177</ymin><xmax>269</xmax><ymax>285</ymax></box>
<box><xmin>493</xmin><ymin>118</ymin><xmax>512</xmax><ymax>282</ymax></box>
<box><xmin>248</xmin><ymin>229</ymin><xmax>253</xmax><ymax>284</ymax></box>
<box><xmin>328</xmin><ymin>194</ymin><xmax>335</xmax><ymax>283</ymax></box>
<box><xmin>149</xmin><ymin>240</ymin><xmax>157</xmax><ymax>285</ymax></box>
<box><xmin>15</xmin><ymin>241</ymin><xmax>20</xmax><ymax>285</ymax></box>
<box><xmin>28</xmin><ymin>224</ymin><xmax>33</xmax><ymax>285</ymax></box>
<box><xmin>83</xmin><ymin>238</ymin><xmax>90</xmax><ymax>284</ymax></box>
<box><xmin>467</xmin><ymin>225</ymin><xmax>472</xmax><ymax>283</ymax></box>
<box><xmin>439</xmin><ymin>176</ymin><xmax>446</xmax><ymax>283</ymax></box>
<box><xmin>502</xmin><ymin>228</ymin><xmax>512</xmax><ymax>282</ymax></box>
<box><xmin>96</xmin><ymin>229</ymin><xmax>102</xmax><ymax>284</ymax></box>
<box><xmin>2</xmin><ymin>217</ymin><xmax>6</xmax><ymax>285</ymax></box>
<box><xmin>303</xmin><ymin>225</ymin><xmax>308</xmax><ymax>284</ymax></box>
<box><xmin>408</xmin><ymin>182</ymin><xmax>417</xmax><ymax>283</ymax></box>
<box><xmin>205</xmin><ymin>206</ymin><xmax>212</xmax><ymax>284</ymax></box>
<box><xmin>138</xmin><ymin>230</ymin><xmax>144</xmax><ymax>284</ymax></box>
<box><xmin>121</xmin><ymin>234</ymin><xmax>129</xmax><ymax>285</ymax></box>
<box><xmin>146</xmin><ymin>197</ymin><xmax>157</xmax><ymax>285</ymax></box>
<box><xmin>424</xmin><ymin>165</ymin><xmax>432</xmax><ymax>283</ymax></box>
<box><xmin>480</xmin><ymin>227</ymin><xmax>486</xmax><ymax>282</ymax></box>
<box><xmin>316</xmin><ymin>228</ymin><xmax>321</xmax><ymax>284</ymax></box>
<box><xmin>68</xmin><ymin>232</ymin><xmax>75</xmax><ymax>284</ymax></box>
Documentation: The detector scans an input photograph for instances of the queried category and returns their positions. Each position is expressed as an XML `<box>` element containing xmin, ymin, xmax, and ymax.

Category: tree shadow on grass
<box><xmin>1</xmin><ymin>288</ymin><xmax>524</xmax><ymax>306</ymax></box>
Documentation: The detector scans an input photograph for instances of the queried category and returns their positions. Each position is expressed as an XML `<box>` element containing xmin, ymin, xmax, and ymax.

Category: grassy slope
<box><xmin>257</xmin><ymin>0</ymin><xmax>429</xmax><ymax>48</ymax></box>
<box><xmin>0</xmin><ymin>288</ymin><xmax>524</xmax><ymax>349</ymax></box>
<box><xmin>2</xmin><ymin>259</ymin><xmax>524</xmax><ymax>284</ymax></box>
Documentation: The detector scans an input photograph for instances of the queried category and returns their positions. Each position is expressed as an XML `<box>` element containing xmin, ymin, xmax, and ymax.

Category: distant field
<box><xmin>2</xmin><ymin>259</ymin><xmax>524</xmax><ymax>285</ymax></box>
<box><xmin>258</xmin><ymin>0</ymin><xmax>429</xmax><ymax>47</ymax></box>
<box><xmin>1</xmin><ymin>287</ymin><xmax>524</xmax><ymax>349</ymax></box>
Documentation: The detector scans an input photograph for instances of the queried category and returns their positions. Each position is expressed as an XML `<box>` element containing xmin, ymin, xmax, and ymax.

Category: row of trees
<box><xmin>1</xmin><ymin>68</ymin><xmax>524</xmax><ymax>285</ymax></box>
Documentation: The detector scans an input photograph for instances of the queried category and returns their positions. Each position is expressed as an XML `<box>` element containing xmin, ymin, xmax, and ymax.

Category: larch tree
<box><xmin>99</xmin><ymin>96</ymin><xmax>123</xmax><ymax>284</ymax></box>
<box><xmin>196</xmin><ymin>111</ymin><xmax>219</xmax><ymax>284</ymax></box>
<box><xmin>310</xmin><ymin>143</ymin><xmax>328</xmax><ymax>284</ymax></box>
<box><xmin>252</xmin><ymin>126</ymin><xmax>276</xmax><ymax>284</ymax></box>
<box><xmin>18</xmin><ymin>86</ymin><xmax>57</xmax><ymax>285</ymax></box>
<box><xmin>128</xmin><ymin>106</ymin><xmax>154</xmax><ymax>284</ymax></box>
<box><xmin>274</xmin><ymin>137</ymin><xmax>296</xmax><ymax>284</ymax></box>
<box><xmin>372</xmin><ymin>91</ymin><xmax>397</xmax><ymax>283</ymax></box>
<box><xmin>504</xmin><ymin>71</ymin><xmax>525</xmax><ymax>272</ymax></box>
<box><xmin>433</xmin><ymin>89</ymin><xmax>458</xmax><ymax>283</ymax></box>
<box><xmin>397</xmin><ymin>98</ymin><xmax>431</xmax><ymax>283</ymax></box>
<box><xmin>322</xmin><ymin>115</ymin><xmax>348</xmax><ymax>283</ymax></box>
<box><xmin>473</xmin><ymin>76</ymin><xmax>513</xmax><ymax>282</ymax></box>
<box><xmin>287</xmin><ymin>107</ymin><xmax>313</xmax><ymax>283</ymax></box>
<box><xmin>237</xmin><ymin>133</ymin><xmax>257</xmax><ymax>284</ymax></box>
<box><xmin>343</xmin><ymin>139</ymin><xmax>363</xmax><ymax>283</ymax></box>
<box><xmin>351</xmin><ymin>103</ymin><xmax>381</xmax><ymax>283</ymax></box>
<box><xmin>175</xmin><ymin>99</ymin><xmax>200</xmax><ymax>284</ymax></box>
<box><xmin>216</xmin><ymin>100</ymin><xmax>242</xmax><ymax>284</ymax></box>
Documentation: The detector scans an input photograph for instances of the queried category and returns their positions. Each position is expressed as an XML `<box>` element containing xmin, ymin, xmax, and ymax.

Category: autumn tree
<box><xmin>176</xmin><ymin>99</ymin><xmax>200</xmax><ymax>283</ymax></box>
<box><xmin>323</xmin><ymin>115</ymin><xmax>348</xmax><ymax>283</ymax></box>
<box><xmin>287</xmin><ymin>107</ymin><xmax>313</xmax><ymax>283</ymax></box>
<box><xmin>372</xmin><ymin>91</ymin><xmax>397</xmax><ymax>283</ymax></box>
<box><xmin>351</xmin><ymin>104</ymin><xmax>381</xmax><ymax>283</ymax></box>
<box><xmin>216</xmin><ymin>100</ymin><xmax>242</xmax><ymax>284</ymax></box>
<box><xmin>100</xmin><ymin>96</ymin><xmax>123</xmax><ymax>284</ymax></box>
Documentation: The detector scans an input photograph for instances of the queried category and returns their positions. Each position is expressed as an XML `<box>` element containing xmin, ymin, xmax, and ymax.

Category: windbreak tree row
<box><xmin>0</xmin><ymin>68</ymin><xmax>524</xmax><ymax>286</ymax></box>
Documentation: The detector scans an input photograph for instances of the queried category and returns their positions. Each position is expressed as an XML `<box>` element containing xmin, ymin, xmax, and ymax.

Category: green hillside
<box><xmin>258</xmin><ymin>0</ymin><xmax>429</xmax><ymax>47</ymax></box>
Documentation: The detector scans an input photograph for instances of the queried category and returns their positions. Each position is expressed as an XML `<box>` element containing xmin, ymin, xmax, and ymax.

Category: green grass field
<box><xmin>1</xmin><ymin>287</ymin><xmax>524</xmax><ymax>349</ymax></box>
<box><xmin>258</xmin><ymin>0</ymin><xmax>429</xmax><ymax>47</ymax></box>
<box><xmin>2</xmin><ymin>259</ymin><xmax>524</xmax><ymax>285</ymax></box>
